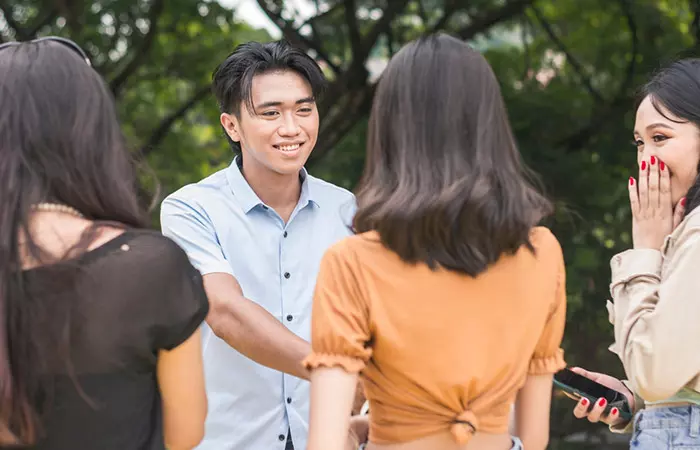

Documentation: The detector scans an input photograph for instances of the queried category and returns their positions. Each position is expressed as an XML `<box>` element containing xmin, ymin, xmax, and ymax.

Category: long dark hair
<box><xmin>639</xmin><ymin>58</ymin><xmax>700</xmax><ymax>217</ymax></box>
<box><xmin>0</xmin><ymin>40</ymin><xmax>148</xmax><ymax>444</ymax></box>
<box><xmin>353</xmin><ymin>33</ymin><xmax>552</xmax><ymax>276</ymax></box>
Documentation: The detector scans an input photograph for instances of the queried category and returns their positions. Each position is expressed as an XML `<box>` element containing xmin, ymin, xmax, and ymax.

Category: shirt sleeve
<box><xmin>528</xmin><ymin>236</ymin><xmax>567</xmax><ymax>375</ymax></box>
<box><xmin>303</xmin><ymin>242</ymin><xmax>372</xmax><ymax>374</ymax></box>
<box><xmin>151</xmin><ymin>237</ymin><xmax>210</xmax><ymax>351</ymax></box>
<box><xmin>160</xmin><ymin>194</ymin><xmax>233</xmax><ymax>276</ymax></box>
<box><xmin>611</xmin><ymin>227</ymin><xmax>700</xmax><ymax>402</ymax></box>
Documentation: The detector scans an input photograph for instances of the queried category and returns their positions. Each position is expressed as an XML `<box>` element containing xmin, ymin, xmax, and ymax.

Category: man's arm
<box><xmin>160</xmin><ymin>196</ymin><xmax>310</xmax><ymax>380</ymax></box>
<box><xmin>203</xmin><ymin>273</ymin><xmax>311</xmax><ymax>380</ymax></box>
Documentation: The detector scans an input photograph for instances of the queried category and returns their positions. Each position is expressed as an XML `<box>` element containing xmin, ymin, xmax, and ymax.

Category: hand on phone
<box><xmin>569</xmin><ymin>367</ymin><xmax>635</xmax><ymax>426</ymax></box>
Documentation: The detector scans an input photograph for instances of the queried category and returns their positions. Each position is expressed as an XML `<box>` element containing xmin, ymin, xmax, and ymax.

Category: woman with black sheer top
<box><xmin>0</xmin><ymin>38</ymin><xmax>209</xmax><ymax>449</ymax></box>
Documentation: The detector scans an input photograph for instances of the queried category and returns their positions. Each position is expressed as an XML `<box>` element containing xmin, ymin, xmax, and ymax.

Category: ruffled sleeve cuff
<box><xmin>528</xmin><ymin>348</ymin><xmax>566</xmax><ymax>375</ymax></box>
<box><xmin>609</xmin><ymin>249</ymin><xmax>662</xmax><ymax>289</ymax></box>
<box><xmin>303</xmin><ymin>352</ymin><xmax>367</xmax><ymax>373</ymax></box>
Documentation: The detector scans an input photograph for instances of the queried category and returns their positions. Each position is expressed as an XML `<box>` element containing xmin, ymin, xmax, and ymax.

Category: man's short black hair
<box><xmin>212</xmin><ymin>40</ymin><xmax>327</xmax><ymax>152</ymax></box>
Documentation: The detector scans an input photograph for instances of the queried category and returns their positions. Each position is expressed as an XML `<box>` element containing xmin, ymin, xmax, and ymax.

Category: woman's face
<box><xmin>634</xmin><ymin>95</ymin><xmax>700</xmax><ymax>205</ymax></box>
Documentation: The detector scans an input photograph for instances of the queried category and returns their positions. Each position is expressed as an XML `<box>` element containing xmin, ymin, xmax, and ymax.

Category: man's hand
<box><xmin>345</xmin><ymin>415</ymin><xmax>369</xmax><ymax>450</ymax></box>
<box><xmin>203</xmin><ymin>273</ymin><xmax>311</xmax><ymax>380</ymax></box>
<box><xmin>351</xmin><ymin>379</ymin><xmax>366</xmax><ymax>415</ymax></box>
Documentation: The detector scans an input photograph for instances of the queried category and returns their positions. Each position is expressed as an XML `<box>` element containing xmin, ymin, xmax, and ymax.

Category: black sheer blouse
<box><xmin>5</xmin><ymin>230</ymin><xmax>209</xmax><ymax>450</ymax></box>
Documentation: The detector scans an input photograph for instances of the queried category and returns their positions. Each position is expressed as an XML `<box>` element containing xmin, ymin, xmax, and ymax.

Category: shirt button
<box><xmin>287</xmin><ymin>397</ymin><xmax>292</xmax><ymax>404</ymax></box>
<box><xmin>284</xmin><ymin>272</ymin><xmax>291</xmax><ymax>279</ymax></box>
<box><xmin>286</xmin><ymin>315</ymin><xmax>293</xmax><ymax>322</ymax></box>
<box><xmin>278</xmin><ymin>434</ymin><xmax>285</xmax><ymax>441</ymax></box>
<box><xmin>283</xmin><ymin>231</ymin><xmax>288</xmax><ymax>238</ymax></box>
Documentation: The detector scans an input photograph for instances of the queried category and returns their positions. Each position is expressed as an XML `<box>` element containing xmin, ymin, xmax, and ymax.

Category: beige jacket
<box><xmin>606</xmin><ymin>207</ymin><xmax>700</xmax><ymax>431</ymax></box>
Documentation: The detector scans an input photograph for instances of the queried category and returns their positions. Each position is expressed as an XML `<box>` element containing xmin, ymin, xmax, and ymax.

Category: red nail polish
<box><xmin>629</xmin><ymin>177</ymin><xmax>635</xmax><ymax>186</ymax></box>
<box><xmin>641</xmin><ymin>161</ymin><xmax>647</xmax><ymax>171</ymax></box>
<box><xmin>682</xmin><ymin>197</ymin><xmax>687</xmax><ymax>207</ymax></box>
<box><xmin>611</xmin><ymin>408</ymin><xmax>619</xmax><ymax>415</ymax></box>
<box><xmin>598</xmin><ymin>398</ymin><xmax>607</xmax><ymax>407</ymax></box>
<box><xmin>651</xmin><ymin>156</ymin><xmax>657</xmax><ymax>165</ymax></box>
<box><xmin>581</xmin><ymin>398</ymin><xmax>588</xmax><ymax>406</ymax></box>
<box><xmin>660</xmin><ymin>161</ymin><xmax>665</xmax><ymax>170</ymax></box>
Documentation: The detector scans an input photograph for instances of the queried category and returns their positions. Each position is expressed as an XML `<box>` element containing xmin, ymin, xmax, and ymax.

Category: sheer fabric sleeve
<box><xmin>528</xmin><ymin>232</ymin><xmax>567</xmax><ymax>375</ymax></box>
<box><xmin>303</xmin><ymin>242</ymin><xmax>372</xmax><ymax>374</ymax></box>
<box><xmin>150</xmin><ymin>236</ymin><xmax>210</xmax><ymax>351</ymax></box>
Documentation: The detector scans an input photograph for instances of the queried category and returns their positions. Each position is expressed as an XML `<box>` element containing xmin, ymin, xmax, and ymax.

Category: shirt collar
<box><xmin>225</xmin><ymin>155</ymin><xmax>318</xmax><ymax>214</ymax></box>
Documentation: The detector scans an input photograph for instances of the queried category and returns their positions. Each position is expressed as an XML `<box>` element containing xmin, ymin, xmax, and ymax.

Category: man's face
<box><xmin>220</xmin><ymin>70</ymin><xmax>319</xmax><ymax>177</ymax></box>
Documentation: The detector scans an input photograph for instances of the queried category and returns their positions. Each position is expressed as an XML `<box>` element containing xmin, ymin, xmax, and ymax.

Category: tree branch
<box><xmin>27</xmin><ymin>7</ymin><xmax>59</xmax><ymax>38</ymax></box>
<box><xmin>431</xmin><ymin>0</ymin><xmax>459</xmax><ymax>32</ymax></box>
<box><xmin>0</xmin><ymin>2</ymin><xmax>27</xmax><ymax>40</ymax></box>
<box><xmin>109</xmin><ymin>0</ymin><xmax>165</xmax><ymax>97</ymax></box>
<box><xmin>555</xmin><ymin>0</ymin><xmax>639</xmax><ymax>152</ymax></box>
<box><xmin>256</xmin><ymin>0</ymin><xmax>341</xmax><ymax>74</ymax></box>
<box><xmin>691</xmin><ymin>0</ymin><xmax>700</xmax><ymax>47</ymax></box>
<box><xmin>344</xmin><ymin>0</ymin><xmax>362</xmax><ymax>58</ymax></box>
<box><xmin>456</xmin><ymin>0</ymin><xmax>535</xmax><ymax>40</ymax></box>
<box><xmin>309</xmin><ymin>82</ymin><xmax>376</xmax><ymax>167</ymax></box>
<box><xmin>417</xmin><ymin>0</ymin><xmax>428</xmax><ymax>25</ymax></box>
<box><xmin>302</xmin><ymin>2</ymin><xmax>342</xmax><ymax>27</ymax></box>
<box><xmin>355</xmin><ymin>0</ymin><xmax>410</xmax><ymax>64</ymax></box>
<box><xmin>531</xmin><ymin>5</ymin><xmax>604</xmax><ymax>103</ymax></box>
<box><xmin>140</xmin><ymin>84</ymin><xmax>212</xmax><ymax>156</ymax></box>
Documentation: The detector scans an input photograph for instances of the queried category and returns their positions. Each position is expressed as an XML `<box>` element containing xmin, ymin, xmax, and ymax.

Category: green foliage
<box><xmin>3</xmin><ymin>0</ymin><xmax>699</xmax><ymax>445</ymax></box>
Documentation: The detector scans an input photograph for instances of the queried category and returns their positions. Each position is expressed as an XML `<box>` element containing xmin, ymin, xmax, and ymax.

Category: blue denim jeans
<box><xmin>631</xmin><ymin>405</ymin><xmax>700</xmax><ymax>449</ymax></box>
<box><xmin>357</xmin><ymin>436</ymin><xmax>523</xmax><ymax>449</ymax></box>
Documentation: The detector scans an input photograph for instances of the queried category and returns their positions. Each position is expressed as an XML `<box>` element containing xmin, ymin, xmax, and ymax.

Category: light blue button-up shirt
<box><xmin>160</xmin><ymin>156</ymin><xmax>355</xmax><ymax>450</ymax></box>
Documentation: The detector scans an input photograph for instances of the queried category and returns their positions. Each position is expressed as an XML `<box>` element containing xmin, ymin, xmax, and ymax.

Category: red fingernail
<box><xmin>611</xmin><ymin>408</ymin><xmax>619</xmax><ymax>415</ymax></box>
<box><xmin>629</xmin><ymin>177</ymin><xmax>635</xmax><ymax>186</ymax></box>
<box><xmin>598</xmin><ymin>398</ymin><xmax>607</xmax><ymax>407</ymax></box>
<box><xmin>682</xmin><ymin>197</ymin><xmax>687</xmax><ymax>207</ymax></box>
<box><xmin>660</xmin><ymin>161</ymin><xmax>665</xmax><ymax>170</ymax></box>
<box><xmin>651</xmin><ymin>156</ymin><xmax>657</xmax><ymax>165</ymax></box>
<box><xmin>641</xmin><ymin>161</ymin><xmax>647</xmax><ymax>170</ymax></box>
<box><xmin>581</xmin><ymin>398</ymin><xmax>589</xmax><ymax>406</ymax></box>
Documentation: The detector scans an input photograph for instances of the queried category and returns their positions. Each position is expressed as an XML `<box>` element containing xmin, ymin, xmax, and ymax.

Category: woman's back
<box><xmin>307</xmin><ymin>227</ymin><xmax>566</xmax><ymax>446</ymax></box>
<box><xmin>4</xmin><ymin>229</ymin><xmax>208</xmax><ymax>450</ymax></box>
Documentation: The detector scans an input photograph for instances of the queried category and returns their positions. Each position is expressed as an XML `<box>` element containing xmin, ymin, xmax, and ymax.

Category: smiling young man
<box><xmin>160</xmin><ymin>41</ymin><xmax>357</xmax><ymax>450</ymax></box>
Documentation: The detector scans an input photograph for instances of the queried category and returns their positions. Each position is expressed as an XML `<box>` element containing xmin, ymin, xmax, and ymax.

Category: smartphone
<box><xmin>553</xmin><ymin>368</ymin><xmax>632</xmax><ymax>420</ymax></box>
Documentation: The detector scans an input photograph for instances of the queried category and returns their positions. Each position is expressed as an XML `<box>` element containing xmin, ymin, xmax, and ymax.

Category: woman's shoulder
<box><xmin>527</xmin><ymin>226</ymin><xmax>564</xmax><ymax>270</ymax></box>
<box><xmin>529</xmin><ymin>226</ymin><xmax>562</xmax><ymax>252</ymax></box>
<box><xmin>326</xmin><ymin>231</ymin><xmax>383</xmax><ymax>256</ymax></box>
<box><xmin>90</xmin><ymin>228</ymin><xmax>193</xmax><ymax>277</ymax></box>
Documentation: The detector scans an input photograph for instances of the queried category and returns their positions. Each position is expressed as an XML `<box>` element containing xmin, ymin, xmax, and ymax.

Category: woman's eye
<box><xmin>262</xmin><ymin>111</ymin><xmax>278</xmax><ymax>117</ymax></box>
<box><xmin>298</xmin><ymin>108</ymin><xmax>312</xmax><ymax>113</ymax></box>
<box><xmin>652</xmin><ymin>135</ymin><xmax>668</xmax><ymax>143</ymax></box>
<box><xmin>632</xmin><ymin>139</ymin><xmax>643</xmax><ymax>147</ymax></box>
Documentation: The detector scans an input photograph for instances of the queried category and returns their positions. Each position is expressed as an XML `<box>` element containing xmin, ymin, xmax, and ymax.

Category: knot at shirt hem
<box><xmin>450</xmin><ymin>410</ymin><xmax>478</xmax><ymax>444</ymax></box>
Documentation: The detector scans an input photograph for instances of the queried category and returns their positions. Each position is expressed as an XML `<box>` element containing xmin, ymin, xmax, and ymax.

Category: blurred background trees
<box><xmin>2</xmin><ymin>0</ymin><xmax>698</xmax><ymax>447</ymax></box>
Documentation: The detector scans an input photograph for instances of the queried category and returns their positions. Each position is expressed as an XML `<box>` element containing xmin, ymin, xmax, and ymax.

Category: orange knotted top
<box><xmin>304</xmin><ymin>227</ymin><xmax>567</xmax><ymax>444</ymax></box>
<box><xmin>450</xmin><ymin>410</ymin><xmax>478</xmax><ymax>444</ymax></box>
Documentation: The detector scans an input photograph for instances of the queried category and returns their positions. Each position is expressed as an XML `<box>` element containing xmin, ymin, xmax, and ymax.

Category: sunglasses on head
<box><xmin>0</xmin><ymin>36</ymin><xmax>91</xmax><ymax>66</ymax></box>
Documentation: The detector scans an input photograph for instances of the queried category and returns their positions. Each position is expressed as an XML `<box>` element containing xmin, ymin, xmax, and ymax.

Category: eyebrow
<box><xmin>634</xmin><ymin>122</ymin><xmax>675</xmax><ymax>136</ymax></box>
<box><xmin>254</xmin><ymin>97</ymin><xmax>316</xmax><ymax>110</ymax></box>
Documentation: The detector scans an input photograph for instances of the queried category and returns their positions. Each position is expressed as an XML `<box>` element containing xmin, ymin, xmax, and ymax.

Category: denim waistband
<box><xmin>358</xmin><ymin>436</ymin><xmax>523</xmax><ymax>449</ymax></box>
<box><xmin>635</xmin><ymin>405</ymin><xmax>700</xmax><ymax>435</ymax></box>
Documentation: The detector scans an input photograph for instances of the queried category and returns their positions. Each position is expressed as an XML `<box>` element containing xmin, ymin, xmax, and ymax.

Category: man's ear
<box><xmin>220</xmin><ymin>113</ymin><xmax>241</xmax><ymax>142</ymax></box>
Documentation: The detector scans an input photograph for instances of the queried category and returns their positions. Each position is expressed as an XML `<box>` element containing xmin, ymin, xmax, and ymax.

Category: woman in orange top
<box><xmin>304</xmin><ymin>33</ymin><xmax>567</xmax><ymax>450</ymax></box>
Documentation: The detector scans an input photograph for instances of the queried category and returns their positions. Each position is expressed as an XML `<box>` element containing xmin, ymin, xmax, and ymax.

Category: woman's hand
<box><xmin>569</xmin><ymin>367</ymin><xmax>635</xmax><ymax>426</ymax></box>
<box><xmin>630</xmin><ymin>156</ymin><xmax>685</xmax><ymax>249</ymax></box>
